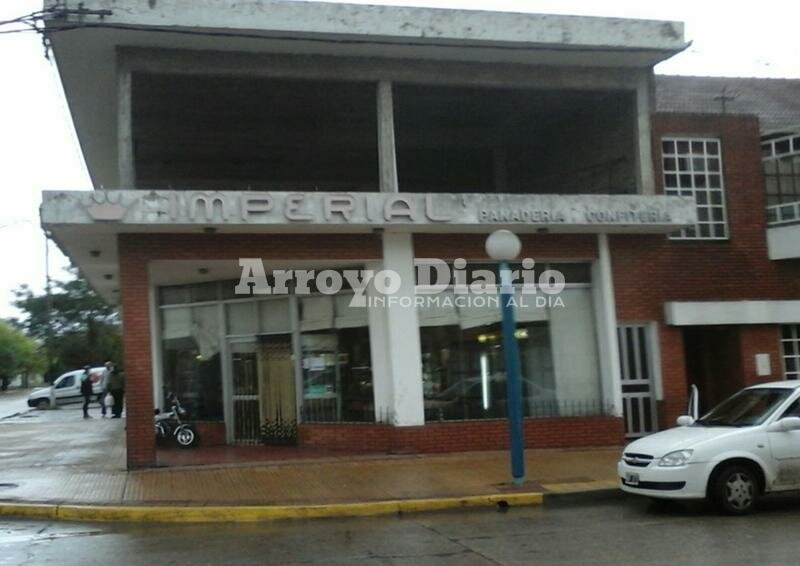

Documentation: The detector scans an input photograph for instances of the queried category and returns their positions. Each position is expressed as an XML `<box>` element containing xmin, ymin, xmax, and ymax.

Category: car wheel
<box><xmin>36</xmin><ymin>399</ymin><xmax>50</xmax><ymax>410</ymax></box>
<box><xmin>712</xmin><ymin>464</ymin><xmax>759</xmax><ymax>515</ymax></box>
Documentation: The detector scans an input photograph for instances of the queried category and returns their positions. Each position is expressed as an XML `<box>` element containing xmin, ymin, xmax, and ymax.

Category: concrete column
<box><xmin>117</xmin><ymin>66</ymin><xmax>135</xmax><ymax>189</ymax></box>
<box><xmin>367</xmin><ymin>233</ymin><xmax>425</xmax><ymax>425</ymax></box>
<box><xmin>366</xmin><ymin>260</ymin><xmax>394</xmax><ymax>422</ymax></box>
<box><xmin>377</xmin><ymin>81</ymin><xmax>399</xmax><ymax>193</ymax></box>
<box><xmin>634</xmin><ymin>70</ymin><xmax>656</xmax><ymax>195</ymax></box>
<box><xmin>592</xmin><ymin>233</ymin><xmax>623</xmax><ymax>417</ymax></box>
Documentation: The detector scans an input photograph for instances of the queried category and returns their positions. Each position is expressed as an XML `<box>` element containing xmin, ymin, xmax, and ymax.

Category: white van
<box><xmin>27</xmin><ymin>367</ymin><xmax>106</xmax><ymax>409</ymax></box>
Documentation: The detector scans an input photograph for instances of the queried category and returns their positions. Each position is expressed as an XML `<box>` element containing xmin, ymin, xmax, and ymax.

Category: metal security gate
<box><xmin>617</xmin><ymin>324</ymin><xmax>658</xmax><ymax>438</ymax></box>
<box><xmin>228</xmin><ymin>336</ymin><xmax>296</xmax><ymax>445</ymax></box>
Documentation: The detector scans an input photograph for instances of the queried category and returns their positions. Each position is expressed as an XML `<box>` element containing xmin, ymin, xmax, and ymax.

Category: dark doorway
<box><xmin>683</xmin><ymin>326</ymin><xmax>744</xmax><ymax>414</ymax></box>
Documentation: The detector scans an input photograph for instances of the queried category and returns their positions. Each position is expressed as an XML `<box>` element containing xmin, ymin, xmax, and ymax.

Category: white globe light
<box><xmin>485</xmin><ymin>229</ymin><xmax>522</xmax><ymax>261</ymax></box>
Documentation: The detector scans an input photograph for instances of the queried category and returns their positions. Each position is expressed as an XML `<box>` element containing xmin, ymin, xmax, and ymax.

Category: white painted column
<box><xmin>592</xmin><ymin>233</ymin><xmax>624</xmax><ymax>417</ymax></box>
<box><xmin>634</xmin><ymin>70</ymin><xmax>656</xmax><ymax>196</ymax></box>
<box><xmin>373</xmin><ymin>81</ymin><xmax>423</xmax><ymax>423</ymax></box>
<box><xmin>366</xmin><ymin>260</ymin><xmax>394</xmax><ymax>422</ymax></box>
<box><xmin>377</xmin><ymin>80</ymin><xmax>399</xmax><ymax>193</ymax></box>
<box><xmin>372</xmin><ymin>233</ymin><xmax>425</xmax><ymax>426</ymax></box>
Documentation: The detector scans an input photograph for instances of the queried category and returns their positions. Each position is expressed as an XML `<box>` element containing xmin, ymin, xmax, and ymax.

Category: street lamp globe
<box><xmin>485</xmin><ymin>229</ymin><xmax>522</xmax><ymax>261</ymax></box>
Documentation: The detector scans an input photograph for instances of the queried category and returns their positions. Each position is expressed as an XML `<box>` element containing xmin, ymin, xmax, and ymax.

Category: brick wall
<box><xmin>414</xmin><ymin>233</ymin><xmax>598</xmax><ymax>260</ymax></box>
<box><xmin>192</xmin><ymin>422</ymin><xmax>227</xmax><ymax>447</ymax></box>
<box><xmin>615</xmin><ymin>113</ymin><xmax>800</xmax><ymax>428</ymax></box>
<box><xmin>739</xmin><ymin>325</ymin><xmax>783</xmax><ymax>386</ymax></box>
<box><xmin>299</xmin><ymin>416</ymin><xmax>625</xmax><ymax>453</ymax></box>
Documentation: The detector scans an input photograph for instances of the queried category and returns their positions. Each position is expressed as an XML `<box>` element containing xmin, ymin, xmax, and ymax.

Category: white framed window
<box><xmin>662</xmin><ymin>137</ymin><xmax>728</xmax><ymax>240</ymax></box>
<box><xmin>781</xmin><ymin>324</ymin><xmax>800</xmax><ymax>380</ymax></box>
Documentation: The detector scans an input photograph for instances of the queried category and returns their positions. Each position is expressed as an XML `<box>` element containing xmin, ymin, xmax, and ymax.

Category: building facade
<box><xmin>39</xmin><ymin>1</ymin><xmax>800</xmax><ymax>469</ymax></box>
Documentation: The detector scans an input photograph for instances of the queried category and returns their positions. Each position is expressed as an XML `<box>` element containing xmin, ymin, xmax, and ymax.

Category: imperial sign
<box><xmin>41</xmin><ymin>190</ymin><xmax>697</xmax><ymax>232</ymax></box>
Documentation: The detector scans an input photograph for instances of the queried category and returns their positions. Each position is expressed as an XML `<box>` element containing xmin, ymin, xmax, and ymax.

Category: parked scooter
<box><xmin>155</xmin><ymin>393</ymin><xmax>199</xmax><ymax>448</ymax></box>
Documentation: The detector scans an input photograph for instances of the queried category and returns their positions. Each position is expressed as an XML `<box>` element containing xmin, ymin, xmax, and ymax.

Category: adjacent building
<box><xmin>39</xmin><ymin>1</ymin><xmax>800</xmax><ymax>469</ymax></box>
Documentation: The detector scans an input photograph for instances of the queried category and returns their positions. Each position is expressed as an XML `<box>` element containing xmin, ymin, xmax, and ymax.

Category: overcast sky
<box><xmin>0</xmin><ymin>0</ymin><xmax>797</xmax><ymax>319</ymax></box>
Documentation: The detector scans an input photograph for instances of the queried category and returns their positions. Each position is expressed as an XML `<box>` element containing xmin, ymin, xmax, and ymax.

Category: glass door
<box><xmin>229</xmin><ymin>335</ymin><xmax>296</xmax><ymax>445</ymax></box>
<box><xmin>258</xmin><ymin>335</ymin><xmax>296</xmax><ymax>444</ymax></box>
<box><xmin>230</xmin><ymin>341</ymin><xmax>261</xmax><ymax>444</ymax></box>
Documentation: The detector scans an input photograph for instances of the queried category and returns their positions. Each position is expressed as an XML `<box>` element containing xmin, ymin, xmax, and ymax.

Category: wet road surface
<box><xmin>0</xmin><ymin>390</ymin><xmax>32</xmax><ymax>420</ymax></box>
<box><xmin>2</xmin><ymin>494</ymin><xmax>800</xmax><ymax>565</ymax></box>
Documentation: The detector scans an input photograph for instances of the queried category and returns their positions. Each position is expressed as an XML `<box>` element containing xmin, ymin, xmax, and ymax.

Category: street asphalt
<box><xmin>2</xmin><ymin>389</ymin><xmax>799</xmax><ymax>564</ymax></box>
<box><xmin>0</xmin><ymin>389</ymin><xmax>32</xmax><ymax>420</ymax></box>
<box><xmin>2</xmin><ymin>494</ymin><xmax>800</xmax><ymax>565</ymax></box>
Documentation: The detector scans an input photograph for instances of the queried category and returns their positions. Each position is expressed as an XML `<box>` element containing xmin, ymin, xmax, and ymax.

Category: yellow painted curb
<box><xmin>0</xmin><ymin>492</ymin><xmax>542</xmax><ymax>523</ymax></box>
<box><xmin>0</xmin><ymin>503</ymin><xmax>58</xmax><ymax>520</ymax></box>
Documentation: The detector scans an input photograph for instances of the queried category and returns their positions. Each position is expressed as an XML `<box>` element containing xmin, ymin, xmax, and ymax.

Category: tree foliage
<box><xmin>0</xmin><ymin>321</ymin><xmax>45</xmax><ymax>388</ymax></box>
<box><xmin>9</xmin><ymin>267</ymin><xmax>121</xmax><ymax>380</ymax></box>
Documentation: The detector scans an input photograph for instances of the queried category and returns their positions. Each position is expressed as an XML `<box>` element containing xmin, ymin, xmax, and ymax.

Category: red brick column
<box><xmin>118</xmin><ymin>236</ymin><xmax>156</xmax><ymax>469</ymax></box>
<box><xmin>658</xmin><ymin>324</ymin><xmax>688</xmax><ymax>429</ymax></box>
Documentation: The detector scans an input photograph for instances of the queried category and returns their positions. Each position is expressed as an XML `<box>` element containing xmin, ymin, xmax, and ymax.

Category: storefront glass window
<box><xmin>420</xmin><ymin>287</ymin><xmax>604</xmax><ymax>421</ymax></box>
<box><xmin>300</xmin><ymin>327</ymin><xmax>373</xmax><ymax>422</ymax></box>
<box><xmin>161</xmin><ymin>305</ymin><xmax>223</xmax><ymax>420</ymax></box>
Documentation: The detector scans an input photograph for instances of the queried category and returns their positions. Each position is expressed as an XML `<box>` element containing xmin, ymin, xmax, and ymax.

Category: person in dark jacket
<box><xmin>107</xmin><ymin>368</ymin><xmax>125</xmax><ymax>418</ymax></box>
<box><xmin>80</xmin><ymin>366</ymin><xmax>94</xmax><ymax>419</ymax></box>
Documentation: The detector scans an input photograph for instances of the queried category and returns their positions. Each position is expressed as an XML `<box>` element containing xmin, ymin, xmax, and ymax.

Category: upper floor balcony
<box><xmin>128</xmin><ymin>73</ymin><xmax>644</xmax><ymax>197</ymax></box>
<box><xmin>44</xmin><ymin>0</ymin><xmax>688</xmax><ymax>198</ymax></box>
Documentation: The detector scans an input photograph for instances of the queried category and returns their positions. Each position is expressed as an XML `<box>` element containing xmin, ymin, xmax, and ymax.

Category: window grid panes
<box><xmin>662</xmin><ymin>137</ymin><xmax>728</xmax><ymax>240</ymax></box>
<box><xmin>781</xmin><ymin>324</ymin><xmax>800</xmax><ymax>380</ymax></box>
<box><xmin>764</xmin><ymin>155</ymin><xmax>800</xmax><ymax>207</ymax></box>
<box><xmin>761</xmin><ymin>133</ymin><xmax>800</xmax><ymax>160</ymax></box>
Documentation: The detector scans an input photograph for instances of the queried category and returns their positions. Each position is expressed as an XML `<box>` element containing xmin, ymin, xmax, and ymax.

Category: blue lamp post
<box><xmin>485</xmin><ymin>229</ymin><xmax>525</xmax><ymax>486</ymax></box>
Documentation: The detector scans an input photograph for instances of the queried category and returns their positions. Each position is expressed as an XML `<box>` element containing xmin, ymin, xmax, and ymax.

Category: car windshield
<box><xmin>695</xmin><ymin>388</ymin><xmax>793</xmax><ymax>427</ymax></box>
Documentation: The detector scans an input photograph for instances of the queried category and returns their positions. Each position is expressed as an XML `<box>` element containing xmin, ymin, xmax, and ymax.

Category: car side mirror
<box><xmin>768</xmin><ymin>416</ymin><xmax>800</xmax><ymax>432</ymax></box>
<box><xmin>676</xmin><ymin>415</ymin><xmax>695</xmax><ymax>426</ymax></box>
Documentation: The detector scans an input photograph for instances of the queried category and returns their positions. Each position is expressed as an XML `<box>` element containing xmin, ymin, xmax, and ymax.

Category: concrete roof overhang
<box><xmin>44</xmin><ymin>0</ymin><xmax>688</xmax><ymax>189</ymax></box>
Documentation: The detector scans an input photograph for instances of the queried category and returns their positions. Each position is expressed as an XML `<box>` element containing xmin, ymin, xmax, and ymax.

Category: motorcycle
<box><xmin>155</xmin><ymin>393</ymin><xmax>199</xmax><ymax>448</ymax></box>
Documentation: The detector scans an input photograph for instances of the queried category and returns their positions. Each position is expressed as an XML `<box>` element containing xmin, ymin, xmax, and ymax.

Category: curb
<box><xmin>0</xmin><ymin>492</ymin><xmax>543</xmax><ymax>523</ymax></box>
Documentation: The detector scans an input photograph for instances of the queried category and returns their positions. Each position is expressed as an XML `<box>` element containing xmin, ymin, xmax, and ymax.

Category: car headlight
<box><xmin>658</xmin><ymin>449</ymin><xmax>693</xmax><ymax>467</ymax></box>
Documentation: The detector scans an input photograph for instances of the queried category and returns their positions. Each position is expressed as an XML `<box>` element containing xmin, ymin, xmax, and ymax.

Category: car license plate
<box><xmin>625</xmin><ymin>473</ymin><xmax>640</xmax><ymax>486</ymax></box>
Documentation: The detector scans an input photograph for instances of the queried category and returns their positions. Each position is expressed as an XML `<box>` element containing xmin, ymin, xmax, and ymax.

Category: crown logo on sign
<box><xmin>85</xmin><ymin>191</ymin><xmax>127</xmax><ymax>222</ymax></box>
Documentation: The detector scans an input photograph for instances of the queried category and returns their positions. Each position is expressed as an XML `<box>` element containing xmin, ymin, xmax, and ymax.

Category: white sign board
<box><xmin>41</xmin><ymin>190</ymin><xmax>697</xmax><ymax>232</ymax></box>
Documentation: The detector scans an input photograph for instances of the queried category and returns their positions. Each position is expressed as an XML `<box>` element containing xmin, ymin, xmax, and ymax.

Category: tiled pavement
<box><xmin>0</xmin><ymin>407</ymin><xmax>621</xmax><ymax>506</ymax></box>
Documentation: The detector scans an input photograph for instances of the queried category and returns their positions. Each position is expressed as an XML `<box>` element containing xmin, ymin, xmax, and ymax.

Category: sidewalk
<box><xmin>0</xmin><ymin>409</ymin><xmax>623</xmax><ymax>521</ymax></box>
<box><xmin>0</xmin><ymin>447</ymin><xmax>621</xmax><ymax>519</ymax></box>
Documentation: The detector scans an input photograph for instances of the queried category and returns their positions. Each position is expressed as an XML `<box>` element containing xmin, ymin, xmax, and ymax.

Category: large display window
<box><xmin>300</xmin><ymin>294</ymin><xmax>373</xmax><ymax>422</ymax></box>
<box><xmin>161</xmin><ymin>304</ymin><xmax>224</xmax><ymax>421</ymax></box>
<box><xmin>419</xmin><ymin>287</ymin><xmax>604</xmax><ymax>421</ymax></box>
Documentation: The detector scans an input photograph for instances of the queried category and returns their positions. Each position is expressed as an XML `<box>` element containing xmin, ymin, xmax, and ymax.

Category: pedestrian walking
<box><xmin>98</xmin><ymin>361</ymin><xmax>113</xmax><ymax>417</ymax></box>
<box><xmin>108</xmin><ymin>367</ymin><xmax>125</xmax><ymax>418</ymax></box>
<box><xmin>80</xmin><ymin>365</ymin><xmax>94</xmax><ymax>419</ymax></box>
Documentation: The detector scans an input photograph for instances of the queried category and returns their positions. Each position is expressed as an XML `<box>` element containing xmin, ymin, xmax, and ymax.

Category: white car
<box><xmin>27</xmin><ymin>367</ymin><xmax>106</xmax><ymax>410</ymax></box>
<box><xmin>619</xmin><ymin>381</ymin><xmax>800</xmax><ymax>514</ymax></box>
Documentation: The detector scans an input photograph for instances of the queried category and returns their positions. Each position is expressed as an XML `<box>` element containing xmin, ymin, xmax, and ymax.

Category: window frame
<box><xmin>661</xmin><ymin>136</ymin><xmax>729</xmax><ymax>241</ymax></box>
<box><xmin>781</xmin><ymin>324</ymin><xmax>800</xmax><ymax>381</ymax></box>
